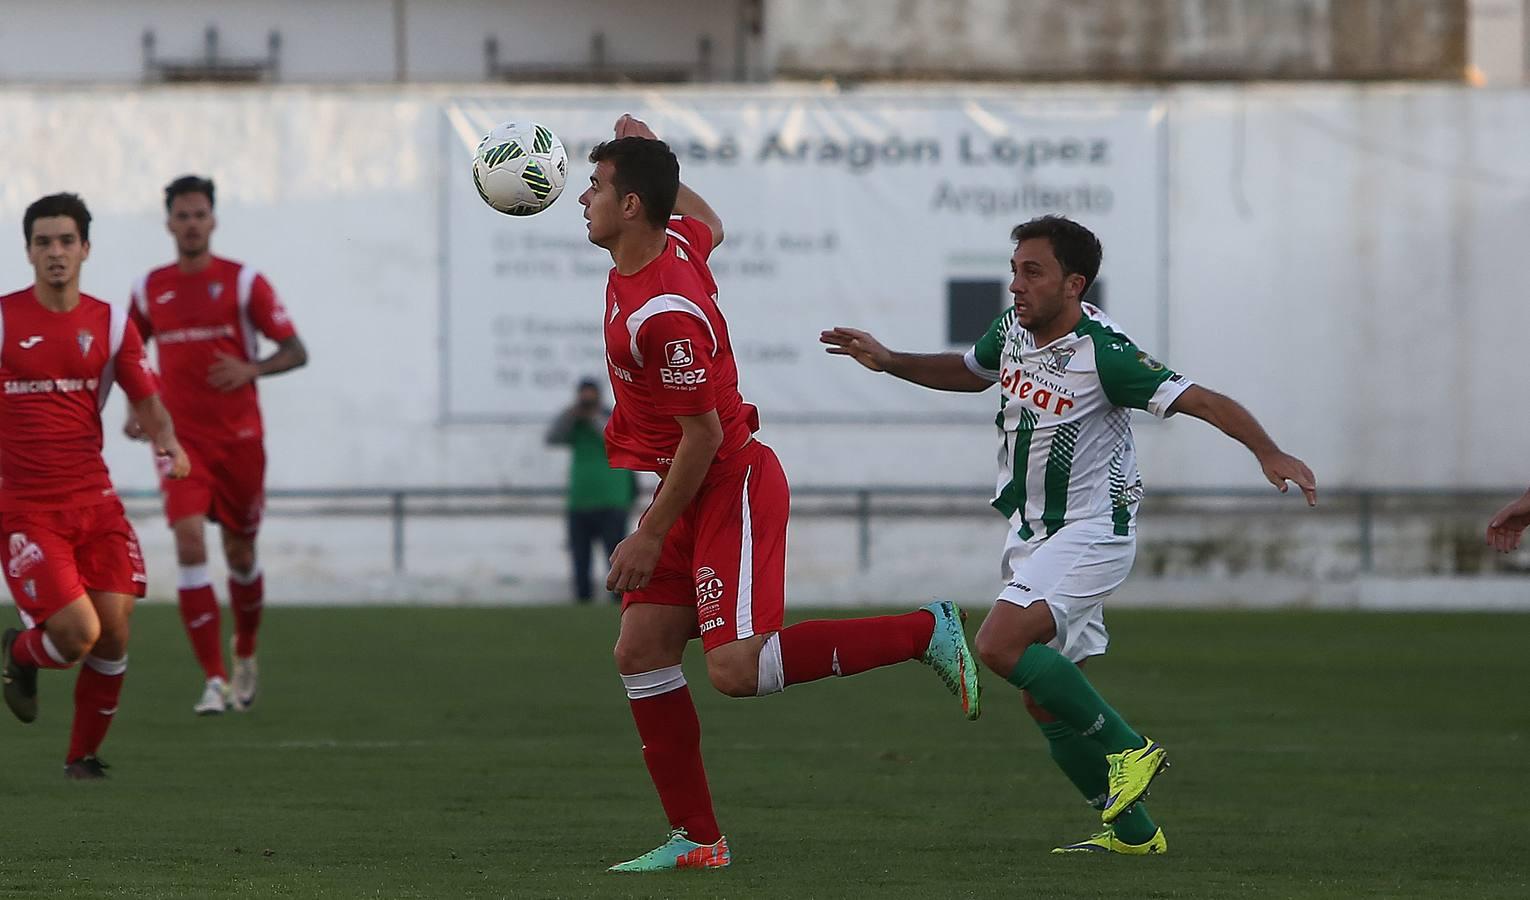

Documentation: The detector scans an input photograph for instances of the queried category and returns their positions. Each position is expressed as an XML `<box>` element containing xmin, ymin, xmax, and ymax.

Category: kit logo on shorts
<box><xmin>695</xmin><ymin>566</ymin><xmax>725</xmax><ymax>604</ymax></box>
<box><xmin>665</xmin><ymin>339</ymin><xmax>694</xmax><ymax>368</ymax></box>
<box><xmin>7</xmin><ymin>533</ymin><xmax>44</xmax><ymax>579</ymax></box>
<box><xmin>1006</xmin><ymin>580</ymin><xmax>1032</xmax><ymax>593</ymax></box>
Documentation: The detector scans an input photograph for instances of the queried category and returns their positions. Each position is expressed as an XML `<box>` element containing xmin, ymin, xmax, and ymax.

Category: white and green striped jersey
<box><xmin>962</xmin><ymin>303</ymin><xmax>1192</xmax><ymax>539</ymax></box>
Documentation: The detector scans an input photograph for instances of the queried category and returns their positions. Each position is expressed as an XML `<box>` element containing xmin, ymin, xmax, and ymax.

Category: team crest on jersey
<box><xmin>665</xmin><ymin>339</ymin><xmax>694</xmax><ymax>367</ymax></box>
<box><xmin>208</xmin><ymin>283</ymin><xmax>224</xmax><ymax>301</ymax></box>
<box><xmin>1041</xmin><ymin>347</ymin><xmax>1076</xmax><ymax>375</ymax></box>
<box><xmin>1136</xmin><ymin>350</ymin><xmax>1165</xmax><ymax>372</ymax></box>
<box><xmin>22</xmin><ymin>579</ymin><xmax>36</xmax><ymax>599</ymax></box>
<box><xmin>76</xmin><ymin>330</ymin><xmax>94</xmax><ymax>356</ymax></box>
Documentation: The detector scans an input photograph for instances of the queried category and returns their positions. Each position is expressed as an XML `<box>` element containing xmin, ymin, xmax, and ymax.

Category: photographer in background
<box><xmin>546</xmin><ymin>378</ymin><xmax>636</xmax><ymax>603</ymax></box>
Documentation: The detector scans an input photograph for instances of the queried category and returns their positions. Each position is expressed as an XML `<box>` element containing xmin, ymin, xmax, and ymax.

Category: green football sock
<box><xmin>1008</xmin><ymin>644</ymin><xmax>1143</xmax><ymax>754</ymax></box>
<box><xmin>1037</xmin><ymin>719</ymin><xmax>1159</xmax><ymax>845</ymax></box>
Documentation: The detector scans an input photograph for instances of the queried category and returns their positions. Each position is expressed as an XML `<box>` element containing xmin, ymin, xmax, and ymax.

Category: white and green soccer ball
<box><xmin>471</xmin><ymin>121</ymin><xmax>568</xmax><ymax>216</ymax></box>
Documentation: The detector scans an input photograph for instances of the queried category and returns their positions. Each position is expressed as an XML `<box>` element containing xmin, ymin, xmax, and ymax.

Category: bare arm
<box><xmin>673</xmin><ymin>183</ymin><xmax>723</xmax><ymax>249</ymax></box>
<box><xmin>605</xmin><ymin>410</ymin><xmax>725</xmax><ymax>593</ymax></box>
<box><xmin>209</xmin><ymin>335</ymin><xmax>309</xmax><ymax>392</ymax></box>
<box><xmin>614</xmin><ymin>114</ymin><xmax>723</xmax><ymax>248</ymax></box>
<box><xmin>130</xmin><ymin>395</ymin><xmax>190</xmax><ymax>479</ymax></box>
<box><xmin>1168</xmin><ymin>384</ymin><xmax>1317</xmax><ymax>506</ymax></box>
<box><xmin>819</xmin><ymin>327</ymin><xmax>991</xmax><ymax>392</ymax></box>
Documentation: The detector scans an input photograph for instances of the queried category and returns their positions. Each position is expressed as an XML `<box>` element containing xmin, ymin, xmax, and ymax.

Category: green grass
<box><xmin>1</xmin><ymin>606</ymin><xmax>1527</xmax><ymax>899</ymax></box>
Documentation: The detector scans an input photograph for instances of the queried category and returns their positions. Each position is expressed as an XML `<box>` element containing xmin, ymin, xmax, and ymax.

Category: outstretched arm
<box><xmin>1168</xmin><ymin>385</ymin><xmax>1316</xmax><ymax>505</ymax></box>
<box><xmin>1487</xmin><ymin>488</ymin><xmax>1530</xmax><ymax>552</ymax></box>
<box><xmin>614</xmin><ymin>114</ymin><xmax>723</xmax><ymax>248</ymax></box>
<box><xmin>606</xmin><ymin>410</ymin><xmax>723</xmax><ymax>593</ymax></box>
<box><xmin>819</xmin><ymin>327</ymin><xmax>991</xmax><ymax>392</ymax></box>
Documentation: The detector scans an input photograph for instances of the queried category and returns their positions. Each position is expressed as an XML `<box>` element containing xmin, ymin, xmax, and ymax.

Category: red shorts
<box><xmin>162</xmin><ymin>436</ymin><xmax>266</xmax><ymax>535</ymax></box>
<box><xmin>623</xmin><ymin>440</ymin><xmax>788</xmax><ymax>651</ymax></box>
<box><xmin>2</xmin><ymin>501</ymin><xmax>148</xmax><ymax>626</ymax></box>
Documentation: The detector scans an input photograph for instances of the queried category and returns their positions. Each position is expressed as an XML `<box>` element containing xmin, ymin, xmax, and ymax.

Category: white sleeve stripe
<box><xmin>963</xmin><ymin>348</ymin><xmax>1001</xmax><ymax>382</ymax></box>
<box><xmin>1148</xmin><ymin>375</ymin><xmax>1194</xmax><ymax>418</ymax></box>
<box><xmin>132</xmin><ymin>273</ymin><xmax>151</xmax><ymax>319</ymax></box>
<box><xmin>235</xmin><ymin>265</ymin><xmax>260</xmax><ymax>361</ymax></box>
<box><xmin>97</xmin><ymin>304</ymin><xmax>129</xmax><ymax>410</ymax></box>
<box><xmin>665</xmin><ymin>228</ymin><xmax>691</xmax><ymax>247</ymax></box>
<box><xmin>625</xmin><ymin>293</ymin><xmax>718</xmax><ymax>367</ymax></box>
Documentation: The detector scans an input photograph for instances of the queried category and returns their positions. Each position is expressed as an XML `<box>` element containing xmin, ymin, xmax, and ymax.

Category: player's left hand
<box><xmin>208</xmin><ymin>353</ymin><xmax>259</xmax><ymax>391</ymax></box>
<box><xmin>607</xmin><ymin>530</ymin><xmax>664</xmax><ymax>594</ymax></box>
<box><xmin>1486</xmin><ymin>491</ymin><xmax>1530</xmax><ymax>552</ymax></box>
<box><xmin>1259</xmin><ymin>452</ymin><xmax>1317</xmax><ymax>507</ymax></box>
<box><xmin>614</xmin><ymin>114</ymin><xmax>657</xmax><ymax>141</ymax></box>
<box><xmin>155</xmin><ymin>442</ymin><xmax>192</xmax><ymax>480</ymax></box>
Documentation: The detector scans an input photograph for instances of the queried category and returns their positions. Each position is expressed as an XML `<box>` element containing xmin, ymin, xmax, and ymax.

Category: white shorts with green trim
<box><xmin>997</xmin><ymin>514</ymin><xmax>1136</xmax><ymax>663</ymax></box>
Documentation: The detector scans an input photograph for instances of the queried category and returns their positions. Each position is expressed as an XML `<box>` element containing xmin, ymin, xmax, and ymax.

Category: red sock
<box><xmin>229</xmin><ymin>571</ymin><xmax>264</xmax><ymax>658</ymax></box>
<box><xmin>779</xmin><ymin>610</ymin><xmax>935</xmax><ymax>686</ymax></box>
<box><xmin>10</xmin><ymin>628</ymin><xmax>74</xmax><ymax>669</ymax></box>
<box><xmin>177</xmin><ymin>585</ymin><xmax>226</xmax><ymax>680</ymax></box>
<box><xmin>68</xmin><ymin>657</ymin><xmax>125</xmax><ymax>762</ymax></box>
<box><xmin>628</xmin><ymin>686</ymin><xmax>721</xmax><ymax>844</ymax></box>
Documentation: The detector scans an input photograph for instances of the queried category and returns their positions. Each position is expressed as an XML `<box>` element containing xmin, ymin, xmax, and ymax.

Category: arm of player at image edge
<box><xmin>130</xmin><ymin>394</ymin><xmax>191</xmax><ymax>479</ymax></box>
<box><xmin>613</xmin><ymin>113</ymin><xmax>723</xmax><ymax>248</ymax></box>
<box><xmin>817</xmin><ymin>327</ymin><xmax>992</xmax><ymax>392</ymax></box>
<box><xmin>1167</xmin><ymin>384</ymin><xmax>1317</xmax><ymax>506</ymax></box>
<box><xmin>1486</xmin><ymin>487</ymin><xmax>1530</xmax><ymax>552</ymax></box>
<box><xmin>605</xmin><ymin>410</ymin><xmax>724</xmax><ymax>594</ymax></box>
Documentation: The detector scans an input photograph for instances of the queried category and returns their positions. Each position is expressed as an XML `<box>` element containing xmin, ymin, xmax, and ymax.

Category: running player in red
<box><xmin>0</xmin><ymin>193</ymin><xmax>191</xmax><ymax>778</ymax></box>
<box><xmin>126</xmin><ymin>175</ymin><xmax>308</xmax><ymax>715</ymax></box>
<box><xmin>582</xmin><ymin>116</ymin><xmax>981</xmax><ymax>873</ymax></box>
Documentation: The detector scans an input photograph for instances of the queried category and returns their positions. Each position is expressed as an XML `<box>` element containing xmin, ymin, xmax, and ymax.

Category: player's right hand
<box><xmin>615</xmin><ymin>114</ymin><xmax>657</xmax><ymax>141</ymax></box>
<box><xmin>1486</xmin><ymin>490</ymin><xmax>1530</xmax><ymax>552</ymax></box>
<box><xmin>155</xmin><ymin>443</ymin><xmax>192</xmax><ymax>480</ymax></box>
<box><xmin>123</xmin><ymin>415</ymin><xmax>148</xmax><ymax>442</ymax></box>
<box><xmin>819</xmin><ymin>327</ymin><xmax>893</xmax><ymax>372</ymax></box>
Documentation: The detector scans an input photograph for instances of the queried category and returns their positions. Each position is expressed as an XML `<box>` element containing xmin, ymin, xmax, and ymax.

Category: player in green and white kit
<box><xmin>821</xmin><ymin>215</ymin><xmax>1317</xmax><ymax>855</ymax></box>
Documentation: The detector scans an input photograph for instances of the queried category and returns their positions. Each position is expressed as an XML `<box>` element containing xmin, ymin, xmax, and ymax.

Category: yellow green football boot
<box><xmin>1052</xmin><ymin>825</ymin><xmax>1167</xmax><ymax>855</ymax></box>
<box><xmin>1102</xmin><ymin>738</ymin><xmax>1169</xmax><ymax>824</ymax></box>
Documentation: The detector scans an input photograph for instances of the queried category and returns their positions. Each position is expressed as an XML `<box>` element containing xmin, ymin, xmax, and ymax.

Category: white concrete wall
<box><xmin>0</xmin><ymin>0</ymin><xmax>747</xmax><ymax>84</ymax></box>
<box><xmin>1</xmin><ymin>83</ymin><xmax>1527</xmax><ymax>604</ymax></box>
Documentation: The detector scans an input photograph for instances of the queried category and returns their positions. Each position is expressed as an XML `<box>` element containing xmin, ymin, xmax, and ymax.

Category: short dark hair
<box><xmin>577</xmin><ymin>377</ymin><xmax>601</xmax><ymax>391</ymax></box>
<box><xmin>165</xmin><ymin>174</ymin><xmax>215</xmax><ymax>211</ymax></box>
<box><xmin>1011</xmin><ymin>215</ymin><xmax>1102</xmax><ymax>297</ymax></box>
<box><xmin>24</xmin><ymin>193</ymin><xmax>92</xmax><ymax>243</ymax></box>
<box><xmin>588</xmin><ymin>138</ymin><xmax>679</xmax><ymax>229</ymax></box>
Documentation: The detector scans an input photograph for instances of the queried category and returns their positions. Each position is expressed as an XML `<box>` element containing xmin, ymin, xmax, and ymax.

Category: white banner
<box><xmin>443</xmin><ymin>90</ymin><xmax>1165</xmax><ymax>423</ymax></box>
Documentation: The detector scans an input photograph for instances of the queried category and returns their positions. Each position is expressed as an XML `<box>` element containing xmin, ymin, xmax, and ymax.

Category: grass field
<box><xmin>1</xmin><ymin>605</ymin><xmax>1527</xmax><ymax>899</ymax></box>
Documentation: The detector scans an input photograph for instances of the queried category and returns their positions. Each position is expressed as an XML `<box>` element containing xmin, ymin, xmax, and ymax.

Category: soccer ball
<box><xmin>471</xmin><ymin>121</ymin><xmax>568</xmax><ymax>216</ymax></box>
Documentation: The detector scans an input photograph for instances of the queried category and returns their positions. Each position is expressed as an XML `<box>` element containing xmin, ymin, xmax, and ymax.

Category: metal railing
<box><xmin>115</xmin><ymin>485</ymin><xmax>1527</xmax><ymax>577</ymax></box>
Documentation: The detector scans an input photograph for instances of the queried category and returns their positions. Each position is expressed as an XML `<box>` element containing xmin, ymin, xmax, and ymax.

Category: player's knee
<box><xmin>224</xmin><ymin>539</ymin><xmax>257</xmax><ymax>575</ymax></box>
<box><xmin>974</xmin><ymin>628</ymin><xmax>1021</xmax><ymax>678</ymax></box>
<box><xmin>612</xmin><ymin>636</ymin><xmax>664</xmax><ymax>675</ymax></box>
<box><xmin>705</xmin><ymin>654</ymin><xmax>758</xmax><ymax>698</ymax></box>
<box><xmin>173</xmin><ymin>533</ymin><xmax>208</xmax><ymax>565</ymax></box>
<box><xmin>49</xmin><ymin>618</ymin><xmax>100</xmax><ymax>663</ymax></box>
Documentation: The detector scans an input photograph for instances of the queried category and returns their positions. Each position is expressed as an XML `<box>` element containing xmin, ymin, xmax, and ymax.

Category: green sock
<box><xmin>1008</xmin><ymin>644</ymin><xmax>1143</xmax><ymax>754</ymax></box>
<box><xmin>1037</xmin><ymin>720</ymin><xmax>1159</xmax><ymax>845</ymax></box>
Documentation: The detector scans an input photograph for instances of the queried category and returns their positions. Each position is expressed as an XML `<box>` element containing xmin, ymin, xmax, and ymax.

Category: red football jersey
<box><xmin>130</xmin><ymin>256</ymin><xmax>296</xmax><ymax>443</ymax></box>
<box><xmin>602</xmin><ymin>216</ymin><xmax>759</xmax><ymax>473</ymax></box>
<box><xmin>0</xmin><ymin>289</ymin><xmax>159</xmax><ymax>511</ymax></box>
